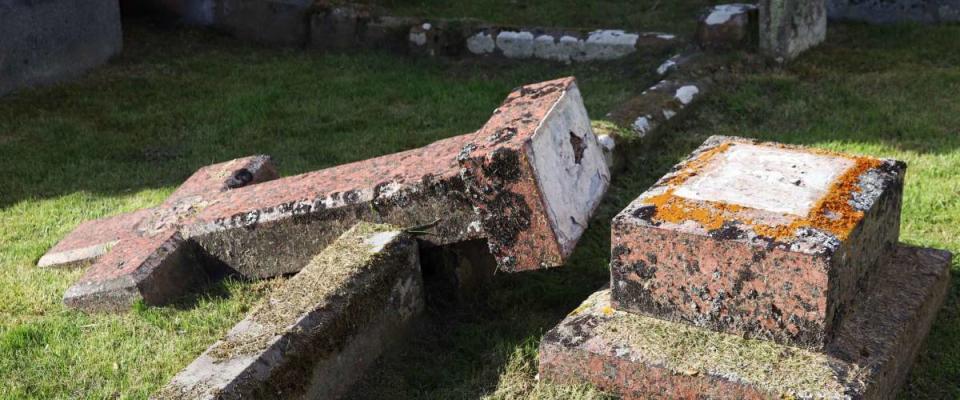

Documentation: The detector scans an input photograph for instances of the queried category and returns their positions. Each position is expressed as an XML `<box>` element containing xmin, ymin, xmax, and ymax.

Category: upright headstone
<box><xmin>758</xmin><ymin>0</ymin><xmax>827</xmax><ymax>61</ymax></box>
<box><xmin>0</xmin><ymin>0</ymin><xmax>123</xmax><ymax>96</ymax></box>
<box><xmin>539</xmin><ymin>136</ymin><xmax>952</xmax><ymax>398</ymax></box>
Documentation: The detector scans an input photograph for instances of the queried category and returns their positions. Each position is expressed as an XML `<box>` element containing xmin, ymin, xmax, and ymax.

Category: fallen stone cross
<box><xmin>40</xmin><ymin>76</ymin><xmax>610</xmax><ymax>312</ymax></box>
<box><xmin>540</xmin><ymin>136</ymin><xmax>952</xmax><ymax>398</ymax></box>
<box><xmin>155</xmin><ymin>223</ymin><xmax>422</xmax><ymax>399</ymax></box>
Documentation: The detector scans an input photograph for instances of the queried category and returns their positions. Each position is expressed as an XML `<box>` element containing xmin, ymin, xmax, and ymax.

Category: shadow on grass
<box><xmin>0</xmin><ymin>18</ymin><xmax>655</xmax><ymax>210</ymax></box>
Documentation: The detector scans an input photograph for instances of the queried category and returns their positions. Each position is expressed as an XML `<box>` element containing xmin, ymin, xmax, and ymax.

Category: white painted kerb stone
<box><xmin>673</xmin><ymin>144</ymin><xmax>854</xmax><ymax>216</ymax></box>
<box><xmin>705</xmin><ymin>4</ymin><xmax>756</xmax><ymax>25</ymax></box>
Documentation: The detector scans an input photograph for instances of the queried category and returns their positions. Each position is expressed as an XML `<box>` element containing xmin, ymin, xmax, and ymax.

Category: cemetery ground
<box><xmin>1</xmin><ymin>14</ymin><xmax>959</xmax><ymax>400</ymax></box>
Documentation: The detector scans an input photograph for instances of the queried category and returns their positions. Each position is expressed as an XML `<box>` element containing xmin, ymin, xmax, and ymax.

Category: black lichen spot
<box><xmin>481</xmin><ymin>191</ymin><xmax>532</xmax><ymax>245</ymax></box>
<box><xmin>710</xmin><ymin>223</ymin><xmax>746</xmax><ymax>240</ymax></box>
<box><xmin>226</xmin><ymin>168</ymin><xmax>254</xmax><ymax>189</ymax></box>
<box><xmin>483</xmin><ymin>148</ymin><xmax>522</xmax><ymax>183</ymax></box>
<box><xmin>633</xmin><ymin>260</ymin><xmax>657</xmax><ymax>280</ymax></box>
<box><xmin>731</xmin><ymin>264</ymin><xmax>755</xmax><ymax>295</ymax></box>
<box><xmin>569</xmin><ymin>131</ymin><xmax>586</xmax><ymax>164</ymax></box>
<box><xmin>631</xmin><ymin>205</ymin><xmax>657</xmax><ymax>222</ymax></box>
<box><xmin>611</xmin><ymin>244</ymin><xmax>630</xmax><ymax>259</ymax></box>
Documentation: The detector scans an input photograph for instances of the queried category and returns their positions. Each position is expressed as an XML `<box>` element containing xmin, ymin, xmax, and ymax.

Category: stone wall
<box><xmin>0</xmin><ymin>0</ymin><xmax>123</xmax><ymax>96</ymax></box>
<box><xmin>828</xmin><ymin>0</ymin><xmax>960</xmax><ymax>23</ymax></box>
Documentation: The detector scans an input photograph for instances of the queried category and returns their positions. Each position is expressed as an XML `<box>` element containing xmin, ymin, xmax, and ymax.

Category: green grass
<box><xmin>367</xmin><ymin>0</ymin><xmax>712</xmax><ymax>34</ymax></box>
<box><xmin>1</xmin><ymin>17</ymin><xmax>959</xmax><ymax>400</ymax></box>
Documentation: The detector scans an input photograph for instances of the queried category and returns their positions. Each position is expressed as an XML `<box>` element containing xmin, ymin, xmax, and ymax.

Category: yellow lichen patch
<box><xmin>664</xmin><ymin>142</ymin><xmax>732</xmax><ymax>186</ymax></box>
<box><xmin>642</xmin><ymin>141</ymin><xmax>884</xmax><ymax>242</ymax></box>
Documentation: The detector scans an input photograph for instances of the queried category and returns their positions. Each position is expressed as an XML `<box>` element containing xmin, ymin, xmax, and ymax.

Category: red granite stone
<box><xmin>46</xmin><ymin>77</ymin><xmax>610</xmax><ymax>311</ymax></box>
<box><xmin>38</xmin><ymin>156</ymin><xmax>277</xmax><ymax>269</ymax></box>
<box><xmin>611</xmin><ymin>136</ymin><xmax>904</xmax><ymax>349</ymax></box>
<box><xmin>540</xmin><ymin>245</ymin><xmax>951</xmax><ymax>399</ymax></box>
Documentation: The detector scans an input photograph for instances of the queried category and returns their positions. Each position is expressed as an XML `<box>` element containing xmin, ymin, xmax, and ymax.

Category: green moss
<box><xmin>588</xmin><ymin>290</ymin><xmax>858</xmax><ymax>397</ymax></box>
<box><xmin>208</xmin><ymin>223</ymin><xmax>399</xmax><ymax>360</ymax></box>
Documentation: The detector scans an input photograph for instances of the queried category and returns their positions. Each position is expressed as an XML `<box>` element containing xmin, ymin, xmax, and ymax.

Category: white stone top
<box><xmin>673</xmin><ymin>144</ymin><xmax>854</xmax><ymax>216</ymax></box>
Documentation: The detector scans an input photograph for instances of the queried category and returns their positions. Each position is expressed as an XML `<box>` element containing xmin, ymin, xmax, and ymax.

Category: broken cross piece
<box><xmin>40</xmin><ymin>76</ymin><xmax>610</xmax><ymax>312</ymax></box>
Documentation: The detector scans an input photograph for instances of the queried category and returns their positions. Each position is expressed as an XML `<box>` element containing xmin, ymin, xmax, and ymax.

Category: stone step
<box><xmin>154</xmin><ymin>223</ymin><xmax>423</xmax><ymax>400</ymax></box>
<box><xmin>47</xmin><ymin>77</ymin><xmax>610</xmax><ymax>312</ymax></box>
<box><xmin>610</xmin><ymin>136</ymin><xmax>904</xmax><ymax>349</ymax></box>
<box><xmin>539</xmin><ymin>245</ymin><xmax>951</xmax><ymax>399</ymax></box>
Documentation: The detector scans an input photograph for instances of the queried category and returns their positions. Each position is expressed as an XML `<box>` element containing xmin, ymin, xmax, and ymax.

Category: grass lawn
<box><xmin>367</xmin><ymin>0</ymin><xmax>710</xmax><ymax>34</ymax></box>
<box><xmin>1</xmin><ymin>14</ymin><xmax>959</xmax><ymax>400</ymax></box>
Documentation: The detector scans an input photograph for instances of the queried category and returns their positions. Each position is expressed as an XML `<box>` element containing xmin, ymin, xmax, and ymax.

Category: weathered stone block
<box><xmin>44</xmin><ymin>77</ymin><xmax>610</xmax><ymax>311</ymax></box>
<box><xmin>759</xmin><ymin>0</ymin><xmax>827</xmax><ymax>61</ymax></box>
<box><xmin>216</xmin><ymin>0</ymin><xmax>313</xmax><ymax>46</ymax></box>
<box><xmin>0</xmin><ymin>0</ymin><xmax>123</xmax><ymax>96</ymax></box>
<box><xmin>697</xmin><ymin>4</ymin><xmax>758</xmax><ymax>50</ymax></box>
<box><xmin>606</xmin><ymin>80</ymin><xmax>704</xmax><ymax>139</ymax></box>
<box><xmin>611</xmin><ymin>136</ymin><xmax>904</xmax><ymax>349</ymax></box>
<box><xmin>155</xmin><ymin>223</ymin><xmax>423</xmax><ymax>400</ymax></box>
<box><xmin>541</xmin><ymin>245</ymin><xmax>951</xmax><ymax>399</ymax></box>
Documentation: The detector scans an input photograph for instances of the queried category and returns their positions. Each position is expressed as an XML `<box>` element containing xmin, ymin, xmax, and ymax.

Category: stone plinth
<box><xmin>155</xmin><ymin>223</ymin><xmax>423</xmax><ymax>400</ymax></box>
<box><xmin>759</xmin><ymin>0</ymin><xmax>827</xmax><ymax>61</ymax></box>
<box><xmin>697</xmin><ymin>4</ymin><xmax>758</xmax><ymax>50</ymax></box>
<box><xmin>0</xmin><ymin>0</ymin><xmax>123</xmax><ymax>96</ymax></box>
<box><xmin>540</xmin><ymin>245</ymin><xmax>951</xmax><ymax>399</ymax></box>
<box><xmin>43</xmin><ymin>77</ymin><xmax>610</xmax><ymax>312</ymax></box>
<box><xmin>611</xmin><ymin>136</ymin><xmax>904</xmax><ymax>349</ymax></box>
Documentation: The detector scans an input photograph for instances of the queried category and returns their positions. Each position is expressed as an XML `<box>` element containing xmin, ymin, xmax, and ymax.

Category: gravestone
<box><xmin>0</xmin><ymin>0</ymin><xmax>123</xmax><ymax>96</ymax></box>
<box><xmin>759</xmin><ymin>0</ymin><xmax>827</xmax><ymax>61</ymax></box>
<box><xmin>539</xmin><ymin>136</ymin><xmax>951</xmax><ymax>398</ymax></box>
<box><xmin>155</xmin><ymin>223</ymin><xmax>422</xmax><ymax>399</ymax></box>
<box><xmin>696</xmin><ymin>4</ymin><xmax>758</xmax><ymax>50</ymax></box>
<box><xmin>40</xmin><ymin>77</ymin><xmax>610</xmax><ymax>312</ymax></box>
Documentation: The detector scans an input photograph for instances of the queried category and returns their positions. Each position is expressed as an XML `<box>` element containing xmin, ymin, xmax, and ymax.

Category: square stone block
<box><xmin>611</xmin><ymin>136</ymin><xmax>905</xmax><ymax>348</ymax></box>
<box><xmin>541</xmin><ymin>245</ymin><xmax>951</xmax><ymax>399</ymax></box>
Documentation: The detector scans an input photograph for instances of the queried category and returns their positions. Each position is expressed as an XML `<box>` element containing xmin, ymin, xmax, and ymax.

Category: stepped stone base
<box><xmin>539</xmin><ymin>245</ymin><xmax>951</xmax><ymax>399</ymax></box>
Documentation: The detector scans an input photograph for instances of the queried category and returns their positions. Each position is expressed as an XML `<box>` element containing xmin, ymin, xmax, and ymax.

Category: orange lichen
<box><xmin>642</xmin><ymin>141</ymin><xmax>884</xmax><ymax>243</ymax></box>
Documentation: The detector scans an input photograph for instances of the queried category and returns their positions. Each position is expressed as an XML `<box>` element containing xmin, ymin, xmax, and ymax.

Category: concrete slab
<box><xmin>759</xmin><ymin>0</ymin><xmax>828</xmax><ymax>61</ymax></box>
<box><xmin>611</xmin><ymin>136</ymin><xmax>905</xmax><ymax>349</ymax></box>
<box><xmin>155</xmin><ymin>223</ymin><xmax>423</xmax><ymax>400</ymax></box>
<box><xmin>0</xmin><ymin>0</ymin><xmax>123</xmax><ymax>96</ymax></box>
<box><xmin>540</xmin><ymin>245</ymin><xmax>951</xmax><ymax>399</ymax></box>
<box><xmin>44</xmin><ymin>77</ymin><xmax>610</xmax><ymax>312</ymax></box>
